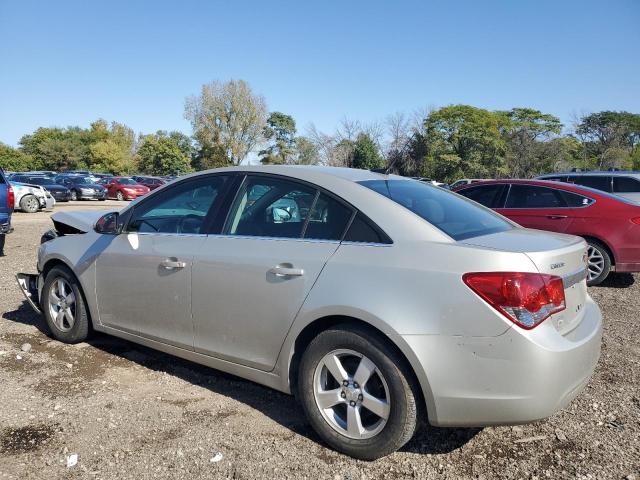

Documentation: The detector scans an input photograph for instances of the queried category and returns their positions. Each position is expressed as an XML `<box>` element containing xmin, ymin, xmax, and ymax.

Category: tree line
<box><xmin>1</xmin><ymin>79</ymin><xmax>639</xmax><ymax>183</ymax></box>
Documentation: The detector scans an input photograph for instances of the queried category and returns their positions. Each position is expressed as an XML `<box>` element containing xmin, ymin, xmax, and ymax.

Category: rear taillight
<box><xmin>7</xmin><ymin>186</ymin><xmax>14</xmax><ymax>209</ymax></box>
<box><xmin>631</xmin><ymin>217</ymin><xmax>640</xmax><ymax>225</ymax></box>
<box><xmin>463</xmin><ymin>272</ymin><xmax>566</xmax><ymax>329</ymax></box>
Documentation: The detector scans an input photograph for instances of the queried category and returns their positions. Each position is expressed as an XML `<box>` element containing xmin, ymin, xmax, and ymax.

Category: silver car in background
<box><xmin>17</xmin><ymin>166</ymin><xmax>602</xmax><ymax>459</ymax></box>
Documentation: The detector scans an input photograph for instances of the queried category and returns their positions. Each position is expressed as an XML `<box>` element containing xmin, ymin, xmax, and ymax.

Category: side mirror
<box><xmin>95</xmin><ymin>212</ymin><xmax>120</xmax><ymax>234</ymax></box>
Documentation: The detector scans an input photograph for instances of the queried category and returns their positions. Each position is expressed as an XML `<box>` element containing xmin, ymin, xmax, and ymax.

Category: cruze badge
<box><xmin>550</xmin><ymin>262</ymin><xmax>565</xmax><ymax>270</ymax></box>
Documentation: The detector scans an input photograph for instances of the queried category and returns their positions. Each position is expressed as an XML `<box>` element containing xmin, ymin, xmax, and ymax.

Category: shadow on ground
<box><xmin>3</xmin><ymin>300</ymin><xmax>479</xmax><ymax>457</ymax></box>
<box><xmin>595</xmin><ymin>272</ymin><xmax>635</xmax><ymax>289</ymax></box>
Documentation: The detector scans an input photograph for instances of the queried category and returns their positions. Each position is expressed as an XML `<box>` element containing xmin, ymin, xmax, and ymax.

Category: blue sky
<box><xmin>1</xmin><ymin>0</ymin><xmax>638</xmax><ymax>146</ymax></box>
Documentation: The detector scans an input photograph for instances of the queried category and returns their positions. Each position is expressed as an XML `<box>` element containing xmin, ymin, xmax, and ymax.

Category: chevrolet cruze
<box><xmin>17</xmin><ymin>166</ymin><xmax>602</xmax><ymax>459</ymax></box>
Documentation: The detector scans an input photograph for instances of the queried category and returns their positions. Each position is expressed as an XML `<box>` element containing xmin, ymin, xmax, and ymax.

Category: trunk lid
<box><xmin>462</xmin><ymin>228</ymin><xmax>588</xmax><ymax>335</ymax></box>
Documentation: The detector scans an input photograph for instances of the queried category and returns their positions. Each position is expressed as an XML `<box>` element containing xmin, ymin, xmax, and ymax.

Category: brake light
<box><xmin>631</xmin><ymin>217</ymin><xmax>640</xmax><ymax>225</ymax></box>
<box><xmin>462</xmin><ymin>272</ymin><xmax>566</xmax><ymax>329</ymax></box>
<box><xmin>7</xmin><ymin>185</ymin><xmax>14</xmax><ymax>209</ymax></box>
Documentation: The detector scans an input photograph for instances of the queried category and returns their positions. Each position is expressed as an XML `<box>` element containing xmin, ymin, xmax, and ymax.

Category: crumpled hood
<box><xmin>51</xmin><ymin>209</ymin><xmax>118</xmax><ymax>233</ymax></box>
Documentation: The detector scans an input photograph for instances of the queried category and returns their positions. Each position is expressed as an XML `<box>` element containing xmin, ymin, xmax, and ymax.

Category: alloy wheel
<box><xmin>48</xmin><ymin>278</ymin><xmax>76</xmax><ymax>332</ymax></box>
<box><xmin>25</xmin><ymin>196</ymin><xmax>39</xmax><ymax>212</ymax></box>
<box><xmin>313</xmin><ymin>349</ymin><xmax>390</xmax><ymax>440</ymax></box>
<box><xmin>587</xmin><ymin>244</ymin><xmax>605</xmax><ymax>281</ymax></box>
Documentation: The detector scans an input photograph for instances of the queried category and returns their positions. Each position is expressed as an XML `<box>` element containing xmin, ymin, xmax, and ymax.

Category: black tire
<box><xmin>19</xmin><ymin>194</ymin><xmax>40</xmax><ymax>213</ymax></box>
<box><xmin>0</xmin><ymin>234</ymin><xmax>5</xmax><ymax>255</ymax></box>
<box><xmin>298</xmin><ymin>325</ymin><xmax>419</xmax><ymax>460</ymax></box>
<box><xmin>70</xmin><ymin>189</ymin><xmax>78</xmax><ymax>201</ymax></box>
<box><xmin>98</xmin><ymin>198</ymin><xmax>106</xmax><ymax>201</ymax></box>
<box><xmin>586</xmin><ymin>239</ymin><xmax>611</xmax><ymax>286</ymax></box>
<box><xmin>41</xmin><ymin>266</ymin><xmax>91</xmax><ymax>344</ymax></box>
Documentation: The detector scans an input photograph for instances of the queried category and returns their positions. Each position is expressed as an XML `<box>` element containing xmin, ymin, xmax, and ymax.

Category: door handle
<box><xmin>161</xmin><ymin>258</ymin><xmax>186</xmax><ymax>270</ymax></box>
<box><xmin>546</xmin><ymin>215</ymin><xmax>568</xmax><ymax>220</ymax></box>
<box><xmin>268</xmin><ymin>265</ymin><xmax>304</xmax><ymax>277</ymax></box>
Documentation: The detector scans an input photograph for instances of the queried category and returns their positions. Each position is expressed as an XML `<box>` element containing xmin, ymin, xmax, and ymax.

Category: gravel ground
<box><xmin>0</xmin><ymin>202</ymin><xmax>638</xmax><ymax>479</ymax></box>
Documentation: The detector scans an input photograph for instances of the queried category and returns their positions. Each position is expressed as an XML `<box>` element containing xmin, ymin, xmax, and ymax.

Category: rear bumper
<box><xmin>614</xmin><ymin>262</ymin><xmax>640</xmax><ymax>273</ymax></box>
<box><xmin>404</xmin><ymin>297</ymin><xmax>602</xmax><ymax>426</ymax></box>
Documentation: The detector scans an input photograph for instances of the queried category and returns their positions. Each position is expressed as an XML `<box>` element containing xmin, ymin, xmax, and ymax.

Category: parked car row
<box><xmin>3</xmin><ymin>170</ymin><xmax>175</xmax><ymax>211</ymax></box>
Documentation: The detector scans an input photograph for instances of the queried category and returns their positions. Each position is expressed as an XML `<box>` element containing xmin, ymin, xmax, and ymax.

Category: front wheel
<box><xmin>116</xmin><ymin>191</ymin><xmax>124</xmax><ymax>201</ymax></box>
<box><xmin>298</xmin><ymin>325</ymin><xmax>419</xmax><ymax>460</ymax></box>
<box><xmin>70</xmin><ymin>190</ymin><xmax>78</xmax><ymax>201</ymax></box>
<box><xmin>19</xmin><ymin>194</ymin><xmax>40</xmax><ymax>213</ymax></box>
<box><xmin>586</xmin><ymin>239</ymin><xmax>611</xmax><ymax>286</ymax></box>
<box><xmin>42</xmin><ymin>266</ymin><xmax>90</xmax><ymax>343</ymax></box>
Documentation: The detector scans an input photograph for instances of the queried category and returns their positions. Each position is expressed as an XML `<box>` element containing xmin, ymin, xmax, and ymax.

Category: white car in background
<box><xmin>10</xmin><ymin>182</ymin><xmax>55</xmax><ymax>213</ymax></box>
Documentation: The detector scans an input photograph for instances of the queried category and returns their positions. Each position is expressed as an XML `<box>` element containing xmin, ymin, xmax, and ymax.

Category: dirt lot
<box><xmin>0</xmin><ymin>202</ymin><xmax>638</xmax><ymax>479</ymax></box>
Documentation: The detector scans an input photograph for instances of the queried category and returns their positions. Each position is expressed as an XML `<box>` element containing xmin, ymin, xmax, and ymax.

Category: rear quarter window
<box><xmin>359</xmin><ymin>179</ymin><xmax>513</xmax><ymax>241</ymax></box>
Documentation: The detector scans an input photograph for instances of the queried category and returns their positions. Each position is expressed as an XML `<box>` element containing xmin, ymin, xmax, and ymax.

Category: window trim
<box><xmin>495</xmin><ymin>183</ymin><xmax>596</xmax><ymax>210</ymax></box>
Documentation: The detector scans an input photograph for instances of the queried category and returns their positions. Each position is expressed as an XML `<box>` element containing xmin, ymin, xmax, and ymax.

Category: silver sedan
<box><xmin>17</xmin><ymin>166</ymin><xmax>602</xmax><ymax>459</ymax></box>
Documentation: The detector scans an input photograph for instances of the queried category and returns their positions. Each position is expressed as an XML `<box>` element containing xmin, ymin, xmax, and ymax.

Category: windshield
<box><xmin>117</xmin><ymin>178</ymin><xmax>138</xmax><ymax>185</ymax></box>
<box><xmin>27</xmin><ymin>177</ymin><xmax>52</xmax><ymax>185</ymax></box>
<box><xmin>359</xmin><ymin>179</ymin><xmax>514</xmax><ymax>241</ymax></box>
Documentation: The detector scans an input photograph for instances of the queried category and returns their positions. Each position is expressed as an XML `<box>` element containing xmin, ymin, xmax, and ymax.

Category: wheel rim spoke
<box><xmin>361</xmin><ymin>392</ymin><xmax>390</xmax><ymax>420</ymax></box>
<box><xmin>323</xmin><ymin>354</ymin><xmax>348</xmax><ymax>383</ymax></box>
<box><xmin>346</xmin><ymin>405</ymin><xmax>364</xmax><ymax>437</ymax></box>
<box><xmin>55</xmin><ymin>309</ymin><xmax>65</xmax><ymax>329</ymax></box>
<box><xmin>48</xmin><ymin>278</ymin><xmax>75</xmax><ymax>332</ymax></box>
<box><xmin>353</xmin><ymin>356</ymin><xmax>376</xmax><ymax>388</ymax></box>
<box><xmin>315</xmin><ymin>388</ymin><xmax>343</xmax><ymax>409</ymax></box>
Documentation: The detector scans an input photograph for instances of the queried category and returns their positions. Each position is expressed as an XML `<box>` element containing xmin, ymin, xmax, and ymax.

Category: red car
<box><xmin>97</xmin><ymin>177</ymin><xmax>150</xmax><ymax>201</ymax></box>
<box><xmin>455</xmin><ymin>179</ymin><xmax>640</xmax><ymax>285</ymax></box>
<box><xmin>132</xmin><ymin>175</ymin><xmax>167</xmax><ymax>191</ymax></box>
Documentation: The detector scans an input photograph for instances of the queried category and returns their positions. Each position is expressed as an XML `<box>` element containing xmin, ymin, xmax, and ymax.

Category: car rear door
<box><xmin>191</xmin><ymin>174</ymin><xmax>353</xmax><ymax>371</ymax></box>
<box><xmin>95</xmin><ymin>174</ymin><xmax>232</xmax><ymax>349</ymax></box>
<box><xmin>497</xmin><ymin>184</ymin><xmax>574</xmax><ymax>232</ymax></box>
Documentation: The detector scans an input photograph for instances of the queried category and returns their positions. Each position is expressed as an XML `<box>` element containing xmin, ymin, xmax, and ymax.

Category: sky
<box><xmin>1</xmin><ymin>0</ymin><xmax>639</xmax><ymax>147</ymax></box>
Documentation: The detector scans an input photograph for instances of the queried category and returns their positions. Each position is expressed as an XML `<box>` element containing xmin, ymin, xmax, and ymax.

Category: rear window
<box><xmin>613</xmin><ymin>176</ymin><xmax>640</xmax><ymax>193</ymax></box>
<box><xmin>569</xmin><ymin>175</ymin><xmax>612</xmax><ymax>192</ymax></box>
<box><xmin>359</xmin><ymin>179</ymin><xmax>513</xmax><ymax>241</ymax></box>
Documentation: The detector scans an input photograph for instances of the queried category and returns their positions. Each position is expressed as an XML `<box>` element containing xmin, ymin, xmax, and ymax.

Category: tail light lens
<box><xmin>7</xmin><ymin>185</ymin><xmax>14</xmax><ymax>209</ymax></box>
<box><xmin>631</xmin><ymin>217</ymin><xmax>640</xmax><ymax>225</ymax></box>
<box><xmin>463</xmin><ymin>272</ymin><xmax>566</xmax><ymax>329</ymax></box>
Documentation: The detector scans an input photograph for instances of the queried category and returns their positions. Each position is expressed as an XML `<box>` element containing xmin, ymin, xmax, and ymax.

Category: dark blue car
<box><xmin>0</xmin><ymin>168</ymin><xmax>15</xmax><ymax>255</ymax></box>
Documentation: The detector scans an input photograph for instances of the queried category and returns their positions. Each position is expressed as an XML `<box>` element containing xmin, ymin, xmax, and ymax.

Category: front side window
<box><xmin>613</xmin><ymin>176</ymin><xmax>640</xmax><ymax>193</ymax></box>
<box><xmin>359</xmin><ymin>179</ymin><xmax>513</xmax><ymax>241</ymax></box>
<box><xmin>458</xmin><ymin>184</ymin><xmax>505</xmax><ymax>208</ymax></box>
<box><xmin>117</xmin><ymin>178</ymin><xmax>138</xmax><ymax>185</ymax></box>
<box><xmin>128</xmin><ymin>175</ymin><xmax>228</xmax><ymax>234</ymax></box>
<box><xmin>505</xmin><ymin>184</ymin><xmax>567</xmax><ymax>208</ymax></box>
<box><xmin>225</xmin><ymin>176</ymin><xmax>316</xmax><ymax>239</ymax></box>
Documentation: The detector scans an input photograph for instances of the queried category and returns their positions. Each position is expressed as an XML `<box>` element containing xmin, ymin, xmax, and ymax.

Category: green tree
<box><xmin>0</xmin><ymin>143</ymin><xmax>38</xmax><ymax>171</ymax></box>
<box><xmin>292</xmin><ymin>136</ymin><xmax>320</xmax><ymax>165</ymax></box>
<box><xmin>498</xmin><ymin>108</ymin><xmax>563</xmax><ymax>177</ymax></box>
<box><xmin>136</xmin><ymin>133</ymin><xmax>193</xmax><ymax>176</ymax></box>
<box><xmin>185</xmin><ymin>79</ymin><xmax>267</xmax><ymax>166</ymax></box>
<box><xmin>576</xmin><ymin>111</ymin><xmax>640</xmax><ymax>169</ymax></box>
<box><xmin>423</xmin><ymin>105</ymin><xmax>507</xmax><ymax>182</ymax></box>
<box><xmin>19</xmin><ymin>127</ymin><xmax>86</xmax><ymax>171</ymax></box>
<box><xmin>259</xmin><ymin>112</ymin><xmax>297</xmax><ymax>164</ymax></box>
<box><xmin>89</xmin><ymin>139</ymin><xmax>130</xmax><ymax>174</ymax></box>
<box><xmin>352</xmin><ymin>133</ymin><xmax>384</xmax><ymax>170</ymax></box>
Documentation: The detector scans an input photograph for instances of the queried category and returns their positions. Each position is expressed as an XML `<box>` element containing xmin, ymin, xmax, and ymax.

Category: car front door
<box><xmin>191</xmin><ymin>174</ymin><xmax>353</xmax><ymax>371</ymax></box>
<box><xmin>95</xmin><ymin>174</ymin><xmax>232</xmax><ymax>349</ymax></box>
<box><xmin>497</xmin><ymin>184</ymin><xmax>574</xmax><ymax>232</ymax></box>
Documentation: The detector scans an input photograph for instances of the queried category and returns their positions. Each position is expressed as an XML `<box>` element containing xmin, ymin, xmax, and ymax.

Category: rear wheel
<box><xmin>42</xmin><ymin>266</ymin><xmax>90</xmax><ymax>343</ymax></box>
<box><xmin>116</xmin><ymin>191</ymin><xmax>124</xmax><ymax>201</ymax></box>
<box><xmin>19</xmin><ymin>194</ymin><xmax>39</xmax><ymax>213</ymax></box>
<box><xmin>586</xmin><ymin>239</ymin><xmax>611</xmax><ymax>286</ymax></box>
<box><xmin>298</xmin><ymin>325</ymin><xmax>419</xmax><ymax>460</ymax></box>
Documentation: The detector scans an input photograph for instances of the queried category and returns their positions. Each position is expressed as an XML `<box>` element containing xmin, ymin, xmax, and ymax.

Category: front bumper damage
<box><xmin>16</xmin><ymin>273</ymin><xmax>42</xmax><ymax>314</ymax></box>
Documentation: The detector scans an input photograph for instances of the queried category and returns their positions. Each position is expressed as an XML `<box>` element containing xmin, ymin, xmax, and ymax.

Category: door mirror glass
<box><xmin>95</xmin><ymin>212</ymin><xmax>120</xmax><ymax>234</ymax></box>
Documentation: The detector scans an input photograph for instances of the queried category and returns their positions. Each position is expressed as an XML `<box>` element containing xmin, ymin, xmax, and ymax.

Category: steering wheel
<box><xmin>177</xmin><ymin>214</ymin><xmax>204</xmax><ymax>234</ymax></box>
